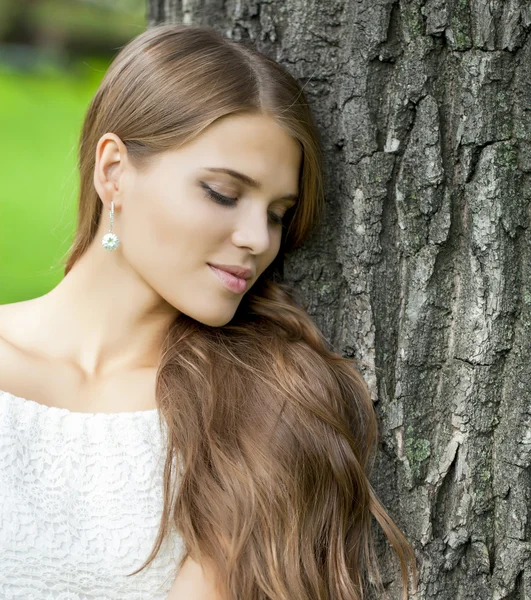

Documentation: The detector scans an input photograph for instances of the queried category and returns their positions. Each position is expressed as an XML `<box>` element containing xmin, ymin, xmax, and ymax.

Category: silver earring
<box><xmin>101</xmin><ymin>201</ymin><xmax>120</xmax><ymax>251</ymax></box>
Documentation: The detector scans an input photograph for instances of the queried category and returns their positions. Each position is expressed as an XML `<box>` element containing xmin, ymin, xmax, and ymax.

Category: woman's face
<box><xmin>95</xmin><ymin>112</ymin><xmax>302</xmax><ymax>327</ymax></box>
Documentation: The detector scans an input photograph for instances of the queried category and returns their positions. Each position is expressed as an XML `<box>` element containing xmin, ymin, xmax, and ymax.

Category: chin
<box><xmin>186</xmin><ymin>303</ymin><xmax>240</xmax><ymax>328</ymax></box>
<box><xmin>199</xmin><ymin>314</ymin><xmax>236</xmax><ymax>328</ymax></box>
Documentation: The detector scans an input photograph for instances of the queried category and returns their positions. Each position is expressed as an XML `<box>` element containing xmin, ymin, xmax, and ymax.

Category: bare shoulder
<box><xmin>0</xmin><ymin>301</ymin><xmax>23</xmax><ymax>350</ymax></box>
<box><xmin>0</xmin><ymin>298</ymin><xmax>54</xmax><ymax>401</ymax></box>
<box><xmin>0</xmin><ymin>298</ymin><xmax>40</xmax><ymax>351</ymax></box>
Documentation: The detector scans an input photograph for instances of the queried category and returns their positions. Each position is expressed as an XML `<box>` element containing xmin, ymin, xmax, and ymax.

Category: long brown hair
<box><xmin>63</xmin><ymin>23</ymin><xmax>417</xmax><ymax>599</ymax></box>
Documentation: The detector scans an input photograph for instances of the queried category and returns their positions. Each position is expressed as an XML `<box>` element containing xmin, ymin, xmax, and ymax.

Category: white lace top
<box><xmin>0</xmin><ymin>390</ymin><xmax>186</xmax><ymax>600</ymax></box>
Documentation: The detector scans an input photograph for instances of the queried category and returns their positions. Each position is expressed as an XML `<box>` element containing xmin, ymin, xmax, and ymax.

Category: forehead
<box><xmin>157</xmin><ymin>113</ymin><xmax>302</xmax><ymax>190</ymax></box>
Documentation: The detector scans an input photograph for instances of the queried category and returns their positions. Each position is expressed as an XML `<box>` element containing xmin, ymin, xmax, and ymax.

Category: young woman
<box><xmin>0</xmin><ymin>24</ymin><xmax>417</xmax><ymax>599</ymax></box>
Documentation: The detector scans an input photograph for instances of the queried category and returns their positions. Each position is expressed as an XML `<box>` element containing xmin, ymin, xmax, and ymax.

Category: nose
<box><xmin>231</xmin><ymin>205</ymin><xmax>272</xmax><ymax>255</ymax></box>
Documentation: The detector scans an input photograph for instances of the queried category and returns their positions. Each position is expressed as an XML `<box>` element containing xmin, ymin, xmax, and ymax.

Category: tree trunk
<box><xmin>147</xmin><ymin>2</ymin><xmax>531</xmax><ymax>598</ymax></box>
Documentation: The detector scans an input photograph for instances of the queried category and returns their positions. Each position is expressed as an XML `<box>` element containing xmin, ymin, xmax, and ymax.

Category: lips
<box><xmin>208</xmin><ymin>264</ymin><xmax>248</xmax><ymax>294</ymax></box>
<box><xmin>208</xmin><ymin>263</ymin><xmax>253</xmax><ymax>280</ymax></box>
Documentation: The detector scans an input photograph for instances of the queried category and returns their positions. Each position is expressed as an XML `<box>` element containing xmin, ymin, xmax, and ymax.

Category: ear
<box><xmin>93</xmin><ymin>132</ymin><xmax>127</xmax><ymax>211</ymax></box>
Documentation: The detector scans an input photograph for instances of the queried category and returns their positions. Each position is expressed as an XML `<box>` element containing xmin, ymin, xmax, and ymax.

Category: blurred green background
<box><xmin>0</xmin><ymin>0</ymin><xmax>146</xmax><ymax>304</ymax></box>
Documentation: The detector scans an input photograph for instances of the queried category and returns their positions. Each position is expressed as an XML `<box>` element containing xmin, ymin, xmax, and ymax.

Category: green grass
<box><xmin>0</xmin><ymin>57</ymin><xmax>111</xmax><ymax>303</ymax></box>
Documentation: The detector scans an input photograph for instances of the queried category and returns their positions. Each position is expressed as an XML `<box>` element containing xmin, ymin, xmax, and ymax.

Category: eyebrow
<box><xmin>205</xmin><ymin>167</ymin><xmax>299</xmax><ymax>203</ymax></box>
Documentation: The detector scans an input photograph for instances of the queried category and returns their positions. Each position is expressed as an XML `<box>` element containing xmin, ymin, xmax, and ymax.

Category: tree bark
<box><xmin>147</xmin><ymin>2</ymin><xmax>531</xmax><ymax>598</ymax></box>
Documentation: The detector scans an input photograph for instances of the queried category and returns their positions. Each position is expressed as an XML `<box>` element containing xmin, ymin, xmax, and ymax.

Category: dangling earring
<box><xmin>101</xmin><ymin>201</ymin><xmax>120</xmax><ymax>251</ymax></box>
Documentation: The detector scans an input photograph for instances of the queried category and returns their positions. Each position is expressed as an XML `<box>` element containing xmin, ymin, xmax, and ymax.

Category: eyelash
<box><xmin>200</xmin><ymin>182</ymin><xmax>286</xmax><ymax>226</ymax></box>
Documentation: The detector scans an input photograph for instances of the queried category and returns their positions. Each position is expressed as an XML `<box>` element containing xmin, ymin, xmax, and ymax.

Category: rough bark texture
<box><xmin>147</xmin><ymin>2</ymin><xmax>531</xmax><ymax>598</ymax></box>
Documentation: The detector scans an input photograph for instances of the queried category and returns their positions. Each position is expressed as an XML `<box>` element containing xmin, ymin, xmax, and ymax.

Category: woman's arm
<box><xmin>166</xmin><ymin>555</ymin><xmax>225</xmax><ymax>600</ymax></box>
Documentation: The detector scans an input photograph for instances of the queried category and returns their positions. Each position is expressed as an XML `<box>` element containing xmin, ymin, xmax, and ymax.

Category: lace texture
<box><xmin>0</xmin><ymin>391</ymin><xmax>186</xmax><ymax>600</ymax></box>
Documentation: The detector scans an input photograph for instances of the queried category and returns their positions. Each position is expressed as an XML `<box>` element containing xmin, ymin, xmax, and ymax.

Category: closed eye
<box><xmin>199</xmin><ymin>181</ymin><xmax>286</xmax><ymax>226</ymax></box>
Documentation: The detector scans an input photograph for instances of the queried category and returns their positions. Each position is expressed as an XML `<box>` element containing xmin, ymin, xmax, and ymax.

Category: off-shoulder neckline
<box><xmin>0</xmin><ymin>389</ymin><xmax>159</xmax><ymax>419</ymax></box>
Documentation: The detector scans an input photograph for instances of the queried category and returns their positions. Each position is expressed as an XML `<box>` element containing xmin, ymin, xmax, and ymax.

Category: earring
<box><xmin>101</xmin><ymin>201</ymin><xmax>120</xmax><ymax>251</ymax></box>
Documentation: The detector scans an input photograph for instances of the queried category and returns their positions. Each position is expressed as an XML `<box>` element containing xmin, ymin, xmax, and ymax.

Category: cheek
<box><xmin>122</xmin><ymin>188</ymin><xmax>218</xmax><ymax>257</ymax></box>
<box><xmin>119</xmin><ymin>189</ymin><xmax>229</xmax><ymax>301</ymax></box>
